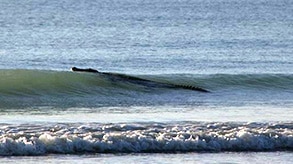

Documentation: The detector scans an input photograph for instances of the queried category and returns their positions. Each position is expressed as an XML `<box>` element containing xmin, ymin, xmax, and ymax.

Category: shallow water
<box><xmin>2</xmin><ymin>152</ymin><xmax>293</xmax><ymax>164</ymax></box>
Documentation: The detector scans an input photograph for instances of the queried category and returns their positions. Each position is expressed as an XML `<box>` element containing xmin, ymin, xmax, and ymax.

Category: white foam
<box><xmin>0</xmin><ymin>122</ymin><xmax>292</xmax><ymax>155</ymax></box>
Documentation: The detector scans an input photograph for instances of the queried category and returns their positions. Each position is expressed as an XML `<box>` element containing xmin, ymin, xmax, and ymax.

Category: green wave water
<box><xmin>1</xmin><ymin>69</ymin><xmax>292</xmax><ymax>95</ymax></box>
<box><xmin>0</xmin><ymin>69</ymin><xmax>292</xmax><ymax>108</ymax></box>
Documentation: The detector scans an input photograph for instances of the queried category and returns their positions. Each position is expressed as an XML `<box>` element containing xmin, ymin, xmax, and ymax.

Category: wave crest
<box><xmin>1</xmin><ymin>69</ymin><xmax>292</xmax><ymax>108</ymax></box>
<box><xmin>1</xmin><ymin>69</ymin><xmax>292</xmax><ymax>96</ymax></box>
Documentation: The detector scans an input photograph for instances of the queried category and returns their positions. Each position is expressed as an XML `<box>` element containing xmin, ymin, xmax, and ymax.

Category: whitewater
<box><xmin>1</xmin><ymin>0</ymin><xmax>293</xmax><ymax>163</ymax></box>
<box><xmin>0</xmin><ymin>122</ymin><xmax>293</xmax><ymax>156</ymax></box>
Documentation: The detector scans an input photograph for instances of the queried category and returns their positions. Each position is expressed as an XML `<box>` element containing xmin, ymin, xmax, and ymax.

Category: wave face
<box><xmin>1</xmin><ymin>69</ymin><xmax>293</xmax><ymax>108</ymax></box>
<box><xmin>202</xmin><ymin>73</ymin><xmax>293</xmax><ymax>91</ymax></box>
<box><xmin>0</xmin><ymin>69</ymin><xmax>111</xmax><ymax>96</ymax></box>
<box><xmin>1</xmin><ymin>69</ymin><xmax>292</xmax><ymax>94</ymax></box>
<box><xmin>0</xmin><ymin>122</ymin><xmax>292</xmax><ymax>155</ymax></box>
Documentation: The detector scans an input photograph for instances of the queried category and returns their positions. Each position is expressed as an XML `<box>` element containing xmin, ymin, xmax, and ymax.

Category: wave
<box><xmin>0</xmin><ymin>122</ymin><xmax>292</xmax><ymax>155</ymax></box>
<box><xmin>0</xmin><ymin>69</ymin><xmax>292</xmax><ymax>108</ymax></box>
<box><xmin>0</xmin><ymin>69</ymin><xmax>208</xmax><ymax>96</ymax></box>
<box><xmin>0</xmin><ymin>69</ymin><xmax>292</xmax><ymax>96</ymax></box>
<box><xmin>0</xmin><ymin>69</ymin><xmax>112</xmax><ymax>96</ymax></box>
<box><xmin>201</xmin><ymin>73</ymin><xmax>293</xmax><ymax>91</ymax></box>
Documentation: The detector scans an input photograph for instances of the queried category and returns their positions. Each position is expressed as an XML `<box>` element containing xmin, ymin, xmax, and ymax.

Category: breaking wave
<box><xmin>0</xmin><ymin>69</ymin><xmax>292</xmax><ymax>108</ymax></box>
<box><xmin>0</xmin><ymin>69</ymin><xmax>292</xmax><ymax>96</ymax></box>
<box><xmin>0</xmin><ymin>122</ymin><xmax>292</xmax><ymax>155</ymax></box>
<box><xmin>0</xmin><ymin>69</ymin><xmax>208</xmax><ymax>96</ymax></box>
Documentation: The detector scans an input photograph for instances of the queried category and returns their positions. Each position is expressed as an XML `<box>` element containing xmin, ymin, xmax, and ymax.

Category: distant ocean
<box><xmin>1</xmin><ymin>0</ymin><xmax>293</xmax><ymax>163</ymax></box>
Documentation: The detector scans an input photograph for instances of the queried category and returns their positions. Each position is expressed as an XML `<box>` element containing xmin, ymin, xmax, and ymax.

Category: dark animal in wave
<box><xmin>71</xmin><ymin>67</ymin><xmax>209</xmax><ymax>92</ymax></box>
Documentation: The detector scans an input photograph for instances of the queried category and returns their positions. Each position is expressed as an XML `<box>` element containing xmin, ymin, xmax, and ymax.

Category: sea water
<box><xmin>0</xmin><ymin>0</ymin><xmax>293</xmax><ymax>163</ymax></box>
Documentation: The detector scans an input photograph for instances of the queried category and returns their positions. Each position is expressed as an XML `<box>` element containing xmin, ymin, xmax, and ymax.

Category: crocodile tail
<box><xmin>174</xmin><ymin>84</ymin><xmax>210</xmax><ymax>92</ymax></box>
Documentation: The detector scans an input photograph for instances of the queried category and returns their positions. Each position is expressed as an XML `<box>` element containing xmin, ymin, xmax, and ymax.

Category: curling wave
<box><xmin>0</xmin><ymin>69</ymin><xmax>209</xmax><ymax>96</ymax></box>
<box><xmin>0</xmin><ymin>69</ymin><xmax>292</xmax><ymax>108</ymax></box>
<box><xmin>1</xmin><ymin>69</ymin><xmax>292</xmax><ymax>96</ymax></box>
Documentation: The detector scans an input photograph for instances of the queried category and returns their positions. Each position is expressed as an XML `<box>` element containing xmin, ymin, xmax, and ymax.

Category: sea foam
<box><xmin>0</xmin><ymin>122</ymin><xmax>292</xmax><ymax>155</ymax></box>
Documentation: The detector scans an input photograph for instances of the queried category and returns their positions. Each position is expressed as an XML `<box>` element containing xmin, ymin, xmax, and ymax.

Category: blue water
<box><xmin>0</xmin><ymin>0</ymin><xmax>293</xmax><ymax>162</ymax></box>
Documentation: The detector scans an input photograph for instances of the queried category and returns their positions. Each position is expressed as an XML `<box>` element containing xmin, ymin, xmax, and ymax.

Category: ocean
<box><xmin>1</xmin><ymin>0</ymin><xmax>293</xmax><ymax>163</ymax></box>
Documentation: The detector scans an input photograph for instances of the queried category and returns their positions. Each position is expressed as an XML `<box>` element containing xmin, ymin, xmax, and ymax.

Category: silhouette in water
<box><xmin>71</xmin><ymin>67</ymin><xmax>209</xmax><ymax>92</ymax></box>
